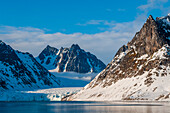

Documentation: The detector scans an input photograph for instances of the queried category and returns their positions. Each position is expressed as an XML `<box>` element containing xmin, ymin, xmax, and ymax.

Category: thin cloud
<box><xmin>76</xmin><ymin>20</ymin><xmax>116</xmax><ymax>28</ymax></box>
<box><xmin>106</xmin><ymin>9</ymin><xmax>112</xmax><ymax>12</ymax></box>
<box><xmin>137</xmin><ymin>0</ymin><xmax>169</xmax><ymax>14</ymax></box>
<box><xmin>0</xmin><ymin>26</ymin><xmax>45</xmax><ymax>33</ymax></box>
<box><xmin>118</xmin><ymin>8</ymin><xmax>126</xmax><ymax>12</ymax></box>
<box><xmin>76</xmin><ymin>20</ymin><xmax>106</xmax><ymax>26</ymax></box>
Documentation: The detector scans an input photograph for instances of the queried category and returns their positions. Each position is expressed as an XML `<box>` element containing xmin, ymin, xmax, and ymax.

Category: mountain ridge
<box><xmin>36</xmin><ymin>44</ymin><xmax>106</xmax><ymax>73</ymax></box>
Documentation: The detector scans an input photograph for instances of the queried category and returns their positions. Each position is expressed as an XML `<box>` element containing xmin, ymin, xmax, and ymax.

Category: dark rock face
<box><xmin>0</xmin><ymin>41</ymin><xmax>61</xmax><ymax>90</ymax></box>
<box><xmin>127</xmin><ymin>15</ymin><xmax>168</xmax><ymax>57</ymax></box>
<box><xmin>38</xmin><ymin>45</ymin><xmax>59</xmax><ymax>64</ymax></box>
<box><xmin>156</xmin><ymin>15</ymin><xmax>170</xmax><ymax>44</ymax></box>
<box><xmin>86</xmin><ymin>14</ymin><xmax>170</xmax><ymax>88</ymax></box>
<box><xmin>36</xmin><ymin>44</ymin><xmax>106</xmax><ymax>73</ymax></box>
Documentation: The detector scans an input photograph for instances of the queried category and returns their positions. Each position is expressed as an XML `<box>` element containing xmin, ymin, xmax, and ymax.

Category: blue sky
<box><xmin>0</xmin><ymin>0</ymin><xmax>169</xmax><ymax>34</ymax></box>
<box><xmin>0</xmin><ymin>0</ymin><xmax>170</xmax><ymax>63</ymax></box>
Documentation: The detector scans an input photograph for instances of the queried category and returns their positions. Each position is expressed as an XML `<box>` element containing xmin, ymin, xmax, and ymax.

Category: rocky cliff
<box><xmin>68</xmin><ymin>14</ymin><xmax>170</xmax><ymax>101</ymax></box>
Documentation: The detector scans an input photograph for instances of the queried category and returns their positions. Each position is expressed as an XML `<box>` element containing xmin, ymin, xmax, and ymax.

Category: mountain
<box><xmin>0</xmin><ymin>41</ymin><xmax>61</xmax><ymax>91</ymax></box>
<box><xmin>36</xmin><ymin>44</ymin><xmax>106</xmax><ymax>73</ymax></box>
<box><xmin>67</xmin><ymin>14</ymin><xmax>170</xmax><ymax>101</ymax></box>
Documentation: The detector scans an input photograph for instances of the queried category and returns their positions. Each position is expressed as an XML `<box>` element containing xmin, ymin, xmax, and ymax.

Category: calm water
<box><xmin>0</xmin><ymin>101</ymin><xmax>170</xmax><ymax>113</ymax></box>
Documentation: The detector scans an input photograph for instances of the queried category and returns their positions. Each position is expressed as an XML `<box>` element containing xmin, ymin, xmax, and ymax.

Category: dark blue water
<box><xmin>0</xmin><ymin>101</ymin><xmax>170</xmax><ymax>113</ymax></box>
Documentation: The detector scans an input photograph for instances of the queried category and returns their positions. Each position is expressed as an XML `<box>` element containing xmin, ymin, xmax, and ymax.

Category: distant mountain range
<box><xmin>0</xmin><ymin>41</ymin><xmax>106</xmax><ymax>91</ymax></box>
<box><xmin>67</xmin><ymin>14</ymin><xmax>170</xmax><ymax>101</ymax></box>
<box><xmin>0</xmin><ymin>41</ymin><xmax>61</xmax><ymax>90</ymax></box>
<box><xmin>36</xmin><ymin>44</ymin><xmax>106</xmax><ymax>73</ymax></box>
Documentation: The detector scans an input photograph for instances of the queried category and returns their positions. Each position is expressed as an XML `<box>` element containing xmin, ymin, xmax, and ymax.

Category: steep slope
<box><xmin>36</xmin><ymin>44</ymin><xmax>106</xmax><ymax>73</ymax></box>
<box><xmin>0</xmin><ymin>41</ymin><xmax>61</xmax><ymax>91</ymax></box>
<box><xmin>68</xmin><ymin>14</ymin><xmax>170</xmax><ymax>101</ymax></box>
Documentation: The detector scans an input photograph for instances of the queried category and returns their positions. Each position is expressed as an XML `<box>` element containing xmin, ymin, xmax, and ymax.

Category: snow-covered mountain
<box><xmin>0</xmin><ymin>41</ymin><xmax>61</xmax><ymax>91</ymax></box>
<box><xmin>36</xmin><ymin>44</ymin><xmax>106</xmax><ymax>73</ymax></box>
<box><xmin>67</xmin><ymin>14</ymin><xmax>170</xmax><ymax>101</ymax></box>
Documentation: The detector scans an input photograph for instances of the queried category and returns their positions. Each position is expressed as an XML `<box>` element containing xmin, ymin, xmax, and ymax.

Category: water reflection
<box><xmin>0</xmin><ymin>101</ymin><xmax>170</xmax><ymax>113</ymax></box>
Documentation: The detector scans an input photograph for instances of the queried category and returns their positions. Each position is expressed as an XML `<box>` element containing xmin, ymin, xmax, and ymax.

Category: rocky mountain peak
<box><xmin>45</xmin><ymin>45</ymin><xmax>58</xmax><ymax>53</ymax></box>
<box><xmin>36</xmin><ymin>44</ymin><xmax>106</xmax><ymax>73</ymax></box>
<box><xmin>0</xmin><ymin>40</ymin><xmax>19</xmax><ymax>65</ymax></box>
<box><xmin>70</xmin><ymin>44</ymin><xmax>81</xmax><ymax>50</ymax></box>
<box><xmin>147</xmin><ymin>15</ymin><xmax>154</xmax><ymax>21</ymax></box>
<box><xmin>0</xmin><ymin>40</ymin><xmax>10</xmax><ymax>49</ymax></box>
<box><xmin>46</xmin><ymin>45</ymin><xmax>52</xmax><ymax>49</ymax></box>
<box><xmin>0</xmin><ymin>40</ymin><xmax>5</xmax><ymax>45</ymax></box>
<box><xmin>127</xmin><ymin>14</ymin><xmax>168</xmax><ymax>57</ymax></box>
<box><xmin>38</xmin><ymin>45</ymin><xmax>59</xmax><ymax>61</ymax></box>
<box><xmin>68</xmin><ymin>14</ymin><xmax>170</xmax><ymax>101</ymax></box>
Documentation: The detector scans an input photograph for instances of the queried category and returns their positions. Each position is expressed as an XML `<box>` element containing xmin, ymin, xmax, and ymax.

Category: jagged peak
<box><xmin>0</xmin><ymin>40</ymin><xmax>6</xmax><ymax>46</ymax></box>
<box><xmin>44</xmin><ymin>45</ymin><xmax>58</xmax><ymax>51</ymax></box>
<box><xmin>0</xmin><ymin>40</ymin><xmax>14</xmax><ymax>51</ymax></box>
<box><xmin>70</xmin><ymin>44</ymin><xmax>81</xmax><ymax>50</ymax></box>
<box><xmin>45</xmin><ymin>45</ymin><xmax>57</xmax><ymax>50</ymax></box>
<box><xmin>148</xmin><ymin>15</ymin><xmax>154</xmax><ymax>20</ymax></box>
<box><xmin>129</xmin><ymin>15</ymin><xmax>157</xmax><ymax>45</ymax></box>
<box><xmin>46</xmin><ymin>45</ymin><xmax>51</xmax><ymax>48</ymax></box>
<box><xmin>60</xmin><ymin>47</ymin><xmax>64</xmax><ymax>49</ymax></box>
<box><xmin>127</xmin><ymin>14</ymin><xmax>169</xmax><ymax>57</ymax></box>
<box><xmin>38</xmin><ymin>45</ymin><xmax>58</xmax><ymax>58</ymax></box>
<box><xmin>146</xmin><ymin>15</ymin><xmax>155</xmax><ymax>24</ymax></box>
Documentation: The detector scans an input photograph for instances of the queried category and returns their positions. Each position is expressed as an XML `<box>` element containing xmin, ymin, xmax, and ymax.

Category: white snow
<box><xmin>70</xmin><ymin>45</ymin><xmax>170</xmax><ymax>101</ymax></box>
<box><xmin>87</xmin><ymin>58</ymin><xmax>93</xmax><ymax>72</ymax></box>
<box><xmin>71</xmin><ymin>68</ymin><xmax>170</xmax><ymax>101</ymax></box>
<box><xmin>15</xmin><ymin>51</ymin><xmax>61</xmax><ymax>88</ymax></box>
<box><xmin>63</xmin><ymin>57</ymin><xmax>70</xmax><ymax>72</ymax></box>
<box><xmin>136</xmin><ymin>54</ymin><xmax>148</xmax><ymax>60</ymax></box>
<box><xmin>49</xmin><ymin>64</ymin><xmax>60</xmax><ymax>72</ymax></box>
<box><xmin>162</xmin><ymin>17</ymin><xmax>170</xmax><ymax>26</ymax></box>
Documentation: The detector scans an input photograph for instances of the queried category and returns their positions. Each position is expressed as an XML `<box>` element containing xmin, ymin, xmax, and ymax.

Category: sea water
<box><xmin>0</xmin><ymin>101</ymin><xmax>170</xmax><ymax>113</ymax></box>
